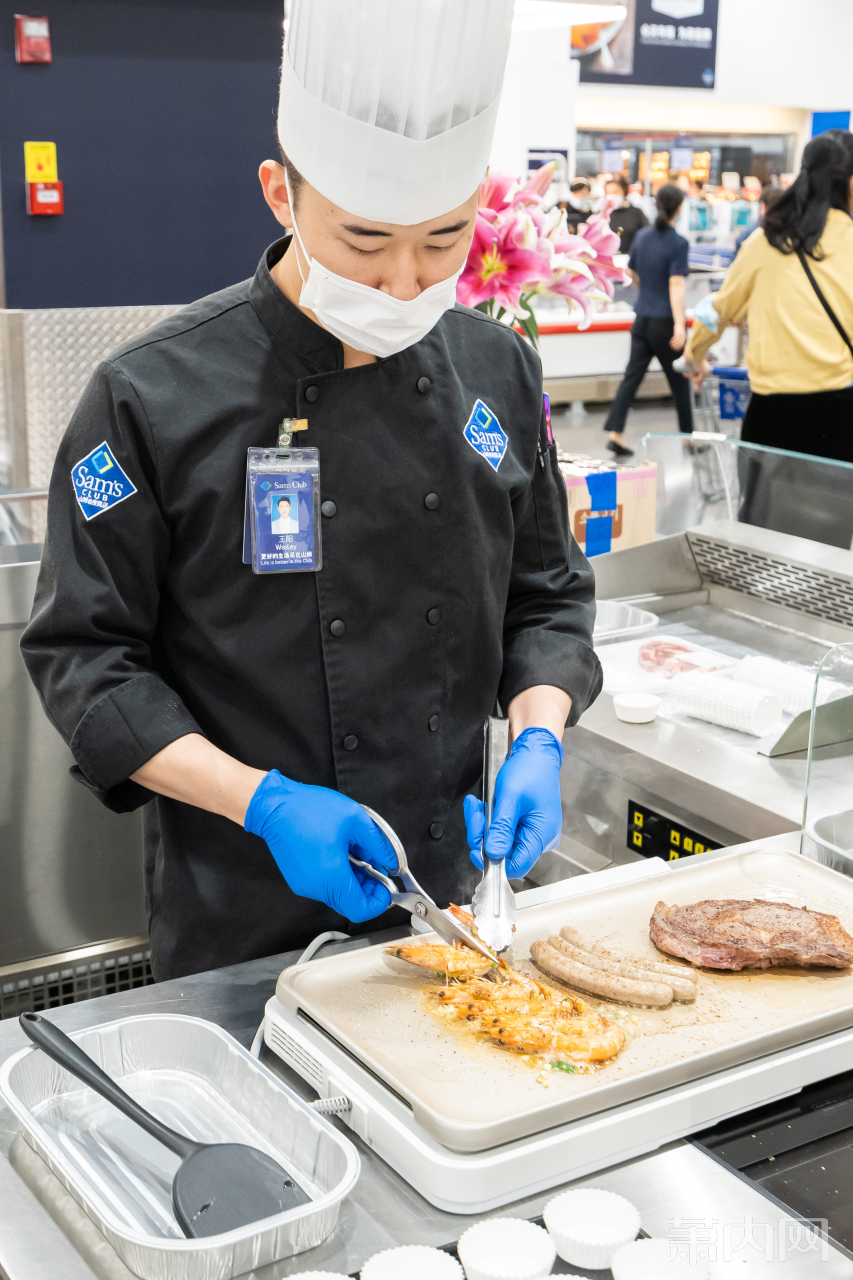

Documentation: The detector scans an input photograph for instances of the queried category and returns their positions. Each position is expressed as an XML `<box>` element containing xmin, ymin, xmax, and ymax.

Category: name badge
<box><xmin>244</xmin><ymin>444</ymin><xmax>322</xmax><ymax>574</ymax></box>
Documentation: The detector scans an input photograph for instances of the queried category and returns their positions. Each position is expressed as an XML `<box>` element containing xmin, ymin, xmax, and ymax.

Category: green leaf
<box><xmin>516</xmin><ymin>294</ymin><xmax>541</xmax><ymax>353</ymax></box>
<box><xmin>552</xmin><ymin>1060</ymin><xmax>576</xmax><ymax>1074</ymax></box>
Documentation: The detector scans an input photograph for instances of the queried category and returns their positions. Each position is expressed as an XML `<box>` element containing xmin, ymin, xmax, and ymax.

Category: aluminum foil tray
<box><xmin>0</xmin><ymin>1013</ymin><xmax>359</xmax><ymax>1280</ymax></box>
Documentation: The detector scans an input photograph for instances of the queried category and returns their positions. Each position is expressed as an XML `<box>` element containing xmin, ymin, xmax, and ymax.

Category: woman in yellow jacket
<box><xmin>686</xmin><ymin>129</ymin><xmax>853</xmax><ymax>462</ymax></box>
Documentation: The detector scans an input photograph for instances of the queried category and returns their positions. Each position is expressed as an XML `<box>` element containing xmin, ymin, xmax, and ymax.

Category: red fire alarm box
<box><xmin>26</xmin><ymin>181</ymin><xmax>63</xmax><ymax>215</ymax></box>
<box><xmin>15</xmin><ymin>14</ymin><xmax>52</xmax><ymax>63</ymax></box>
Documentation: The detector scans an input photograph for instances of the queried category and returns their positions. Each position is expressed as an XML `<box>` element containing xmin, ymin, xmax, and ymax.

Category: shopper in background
<box><xmin>564</xmin><ymin>176</ymin><xmax>593</xmax><ymax>233</ymax></box>
<box><xmin>604</xmin><ymin>184</ymin><xmax>692</xmax><ymax>457</ymax></box>
<box><xmin>605</xmin><ymin>175</ymin><xmax>649</xmax><ymax>254</ymax></box>
<box><xmin>627</xmin><ymin>182</ymin><xmax>646</xmax><ymax>208</ymax></box>
<box><xmin>686</xmin><ymin>129</ymin><xmax>853</xmax><ymax>462</ymax></box>
<box><xmin>734</xmin><ymin>184</ymin><xmax>784</xmax><ymax>254</ymax></box>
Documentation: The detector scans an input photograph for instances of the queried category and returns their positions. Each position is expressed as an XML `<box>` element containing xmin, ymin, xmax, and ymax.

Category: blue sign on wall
<box><xmin>812</xmin><ymin>111</ymin><xmax>851</xmax><ymax>137</ymax></box>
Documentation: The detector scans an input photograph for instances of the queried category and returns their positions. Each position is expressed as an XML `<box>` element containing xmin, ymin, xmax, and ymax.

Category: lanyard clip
<box><xmin>277</xmin><ymin>417</ymin><xmax>309</xmax><ymax>454</ymax></box>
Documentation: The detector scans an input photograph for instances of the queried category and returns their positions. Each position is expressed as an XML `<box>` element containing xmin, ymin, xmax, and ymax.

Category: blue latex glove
<box><xmin>464</xmin><ymin>727</ymin><xmax>564</xmax><ymax>879</ymax></box>
<box><xmin>245</xmin><ymin>770</ymin><xmax>396</xmax><ymax>922</ymax></box>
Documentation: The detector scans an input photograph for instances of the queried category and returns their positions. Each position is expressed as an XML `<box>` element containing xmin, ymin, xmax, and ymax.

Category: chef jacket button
<box><xmin>417</xmin><ymin>376</ymin><xmax>431</xmax><ymax>395</ymax></box>
<box><xmin>429</xmin><ymin>714</ymin><xmax>441</xmax><ymax>732</ymax></box>
<box><xmin>429</xmin><ymin>822</ymin><xmax>444</xmax><ymax>839</ymax></box>
<box><xmin>330</xmin><ymin>619</ymin><xmax>346</xmax><ymax>637</ymax></box>
<box><xmin>321</xmin><ymin>501</ymin><xmax>337</xmax><ymax>518</ymax></box>
<box><xmin>424</xmin><ymin>492</ymin><xmax>440</xmax><ymax>510</ymax></box>
<box><xmin>343</xmin><ymin>735</ymin><xmax>358</xmax><ymax>751</ymax></box>
<box><xmin>305</xmin><ymin>385</ymin><xmax>320</xmax><ymax>403</ymax></box>
<box><xmin>427</xmin><ymin>607</ymin><xmax>442</xmax><ymax>625</ymax></box>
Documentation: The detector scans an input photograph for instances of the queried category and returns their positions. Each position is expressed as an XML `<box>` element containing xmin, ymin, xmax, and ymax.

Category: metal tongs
<box><xmin>471</xmin><ymin>716</ymin><xmax>516</xmax><ymax>953</ymax></box>
<box><xmin>351</xmin><ymin>808</ymin><xmax>495</xmax><ymax>962</ymax></box>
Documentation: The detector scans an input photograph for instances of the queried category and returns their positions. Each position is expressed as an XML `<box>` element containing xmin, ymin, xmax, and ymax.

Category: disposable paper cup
<box><xmin>731</xmin><ymin>654</ymin><xmax>840</xmax><ymax>717</ymax></box>
<box><xmin>668</xmin><ymin>670</ymin><xmax>782</xmax><ymax>737</ymax></box>
<box><xmin>611</xmin><ymin>1238</ymin><xmax>710</xmax><ymax>1279</ymax></box>
<box><xmin>457</xmin><ymin>1217</ymin><xmax>556</xmax><ymax>1280</ymax></box>
<box><xmin>361</xmin><ymin>1245</ymin><xmax>464</xmax><ymax>1280</ymax></box>
<box><xmin>543</xmin><ymin>1187</ymin><xmax>640</xmax><ymax>1269</ymax></box>
<box><xmin>614</xmin><ymin>692</ymin><xmax>661</xmax><ymax>724</ymax></box>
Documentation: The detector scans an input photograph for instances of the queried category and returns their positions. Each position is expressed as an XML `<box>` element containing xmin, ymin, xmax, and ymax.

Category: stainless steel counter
<box><xmin>1</xmin><ymin>868</ymin><xmax>851</xmax><ymax>1280</ymax></box>
<box><xmin>544</xmin><ymin>523</ymin><xmax>853</xmax><ymax>878</ymax></box>
<box><xmin>0</xmin><ymin>560</ymin><xmax>145</xmax><ymax>970</ymax></box>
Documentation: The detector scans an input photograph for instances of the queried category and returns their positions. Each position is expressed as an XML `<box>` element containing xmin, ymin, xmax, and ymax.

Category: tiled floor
<box><xmin>551</xmin><ymin>397</ymin><xmax>684</xmax><ymax>462</ymax></box>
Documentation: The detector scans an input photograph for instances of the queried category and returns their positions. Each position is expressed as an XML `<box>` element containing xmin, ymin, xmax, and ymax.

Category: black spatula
<box><xmin>20</xmin><ymin>1011</ymin><xmax>311</xmax><ymax>1237</ymax></box>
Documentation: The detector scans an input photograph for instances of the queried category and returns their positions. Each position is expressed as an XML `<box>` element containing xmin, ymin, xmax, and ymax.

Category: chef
<box><xmin>21</xmin><ymin>0</ymin><xmax>602</xmax><ymax>982</ymax></box>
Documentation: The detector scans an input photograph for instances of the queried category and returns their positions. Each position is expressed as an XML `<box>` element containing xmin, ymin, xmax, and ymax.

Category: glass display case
<box><xmin>640</xmin><ymin>433</ymin><xmax>853</xmax><ymax>551</ymax></box>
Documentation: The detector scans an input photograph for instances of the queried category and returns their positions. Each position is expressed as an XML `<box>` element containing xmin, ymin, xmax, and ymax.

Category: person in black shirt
<box><xmin>604</xmin><ymin>184</ymin><xmax>692</xmax><ymax>456</ymax></box>
<box><xmin>564</xmin><ymin>177</ymin><xmax>594</xmax><ymax>234</ymax></box>
<box><xmin>604</xmin><ymin>176</ymin><xmax>648</xmax><ymax>254</ymax></box>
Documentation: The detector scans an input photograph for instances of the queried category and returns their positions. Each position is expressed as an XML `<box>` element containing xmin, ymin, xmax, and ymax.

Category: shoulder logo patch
<box><xmin>463</xmin><ymin>399</ymin><xmax>508</xmax><ymax>471</ymax></box>
<box><xmin>71</xmin><ymin>442</ymin><xmax>137</xmax><ymax>520</ymax></box>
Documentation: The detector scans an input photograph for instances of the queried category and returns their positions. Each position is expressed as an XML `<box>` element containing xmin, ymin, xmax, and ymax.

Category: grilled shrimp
<box><xmin>433</xmin><ymin>977</ymin><xmax>624</xmax><ymax>1062</ymax></box>
<box><xmin>387</xmin><ymin>907</ymin><xmax>625</xmax><ymax>1065</ymax></box>
<box><xmin>485</xmin><ymin>1014</ymin><xmax>625</xmax><ymax>1061</ymax></box>
<box><xmin>385</xmin><ymin>942</ymin><xmax>497</xmax><ymax>979</ymax></box>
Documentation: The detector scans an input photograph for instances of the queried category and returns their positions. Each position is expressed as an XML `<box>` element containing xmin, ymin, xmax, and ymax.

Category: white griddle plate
<box><xmin>275</xmin><ymin>850</ymin><xmax>853</xmax><ymax>1153</ymax></box>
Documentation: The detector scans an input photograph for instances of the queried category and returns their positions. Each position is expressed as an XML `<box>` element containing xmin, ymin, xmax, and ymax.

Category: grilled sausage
<box><xmin>530</xmin><ymin>939</ymin><xmax>674</xmax><ymax>1007</ymax></box>
<box><xmin>550</xmin><ymin>934</ymin><xmax>696</xmax><ymax>1002</ymax></box>
<box><xmin>560</xmin><ymin>926</ymin><xmax>698</xmax><ymax>986</ymax></box>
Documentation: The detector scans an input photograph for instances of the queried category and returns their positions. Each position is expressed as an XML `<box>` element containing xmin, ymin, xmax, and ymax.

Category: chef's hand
<box><xmin>244</xmin><ymin>770</ymin><xmax>396</xmax><ymax>922</ymax></box>
<box><xmin>464</xmin><ymin>727</ymin><xmax>564</xmax><ymax>879</ymax></box>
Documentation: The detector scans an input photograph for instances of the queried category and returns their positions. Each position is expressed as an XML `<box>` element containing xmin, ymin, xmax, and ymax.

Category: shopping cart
<box><xmin>694</xmin><ymin>365</ymin><xmax>751</xmax><ymax>437</ymax></box>
<box><xmin>670</xmin><ymin>355</ymin><xmax>741</xmax><ymax>519</ymax></box>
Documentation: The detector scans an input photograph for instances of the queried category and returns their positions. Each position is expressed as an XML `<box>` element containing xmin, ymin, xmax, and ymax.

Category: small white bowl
<box><xmin>361</xmin><ymin>1245</ymin><xmax>464</xmax><ymax>1279</ymax></box>
<box><xmin>543</xmin><ymin>1186</ymin><xmax>640</xmax><ymax>1269</ymax></box>
<box><xmin>614</xmin><ymin>692</ymin><xmax>661</xmax><ymax>724</ymax></box>
<box><xmin>611</xmin><ymin>1237</ymin><xmax>710</xmax><ymax>1279</ymax></box>
<box><xmin>457</xmin><ymin>1217</ymin><xmax>556</xmax><ymax>1280</ymax></box>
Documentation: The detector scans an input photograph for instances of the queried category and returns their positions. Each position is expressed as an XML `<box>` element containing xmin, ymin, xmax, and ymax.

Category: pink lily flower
<box><xmin>457</xmin><ymin>212</ymin><xmax>551</xmax><ymax>315</ymax></box>
<box><xmin>516</xmin><ymin>160</ymin><xmax>558</xmax><ymax>204</ymax></box>
<box><xmin>577</xmin><ymin>205</ymin><xmax>628</xmax><ymax>298</ymax></box>
<box><xmin>458</xmin><ymin>168</ymin><xmax>628</xmax><ymax>339</ymax></box>
<box><xmin>478</xmin><ymin>171</ymin><xmax>518</xmax><ymax>215</ymax></box>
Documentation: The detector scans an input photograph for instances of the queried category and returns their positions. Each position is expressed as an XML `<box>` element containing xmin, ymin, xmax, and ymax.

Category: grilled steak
<box><xmin>650</xmin><ymin>899</ymin><xmax>853</xmax><ymax>970</ymax></box>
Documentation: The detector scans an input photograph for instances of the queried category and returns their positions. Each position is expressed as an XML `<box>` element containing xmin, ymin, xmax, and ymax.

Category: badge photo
<box><xmin>463</xmin><ymin>399</ymin><xmax>508</xmax><ymax>472</ymax></box>
<box><xmin>71</xmin><ymin>442</ymin><xmax>137</xmax><ymax>520</ymax></box>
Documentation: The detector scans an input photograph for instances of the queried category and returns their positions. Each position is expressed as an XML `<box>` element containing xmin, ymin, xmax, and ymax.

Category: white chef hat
<box><xmin>278</xmin><ymin>0</ymin><xmax>515</xmax><ymax>226</ymax></box>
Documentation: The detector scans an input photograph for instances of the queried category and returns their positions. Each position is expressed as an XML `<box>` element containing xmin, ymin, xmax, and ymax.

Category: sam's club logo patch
<box><xmin>463</xmin><ymin>399</ymin><xmax>508</xmax><ymax>471</ymax></box>
<box><xmin>71</xmin><ymin>442</ymin><xmax>137</xmax><ymax>520</ymax></box>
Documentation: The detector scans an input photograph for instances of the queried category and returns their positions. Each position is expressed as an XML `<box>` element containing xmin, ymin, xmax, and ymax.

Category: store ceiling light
<box><xmin>513</xmin><ymin>1</ymin><xmax>627</xmax><ymax>30</ymax></box>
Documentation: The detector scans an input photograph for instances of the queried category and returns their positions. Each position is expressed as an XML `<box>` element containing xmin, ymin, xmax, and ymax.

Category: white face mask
<box><xmin>286</xmin><ymin>175</ymin><xmax>463</xmax><ymax>358</ymax></box>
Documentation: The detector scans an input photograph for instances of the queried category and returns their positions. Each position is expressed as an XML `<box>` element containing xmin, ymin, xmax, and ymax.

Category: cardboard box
<box><xmin>558</xmin><ymin>455</ymin><xmax>657</xmax><ymax>554</ymax></box>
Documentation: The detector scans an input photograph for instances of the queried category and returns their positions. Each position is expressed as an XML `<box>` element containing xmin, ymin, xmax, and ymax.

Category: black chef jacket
<box><xmin>21</xmin><ymin>239</ymin><xmax>602</xmax><ymax>981</ymax></box>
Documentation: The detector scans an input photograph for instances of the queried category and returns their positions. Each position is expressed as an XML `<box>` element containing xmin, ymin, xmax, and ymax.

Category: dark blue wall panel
<box><xmin>0</xmin><ymin>1</ymin><xmax>284</xmax><ymax>306</ymax></box>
